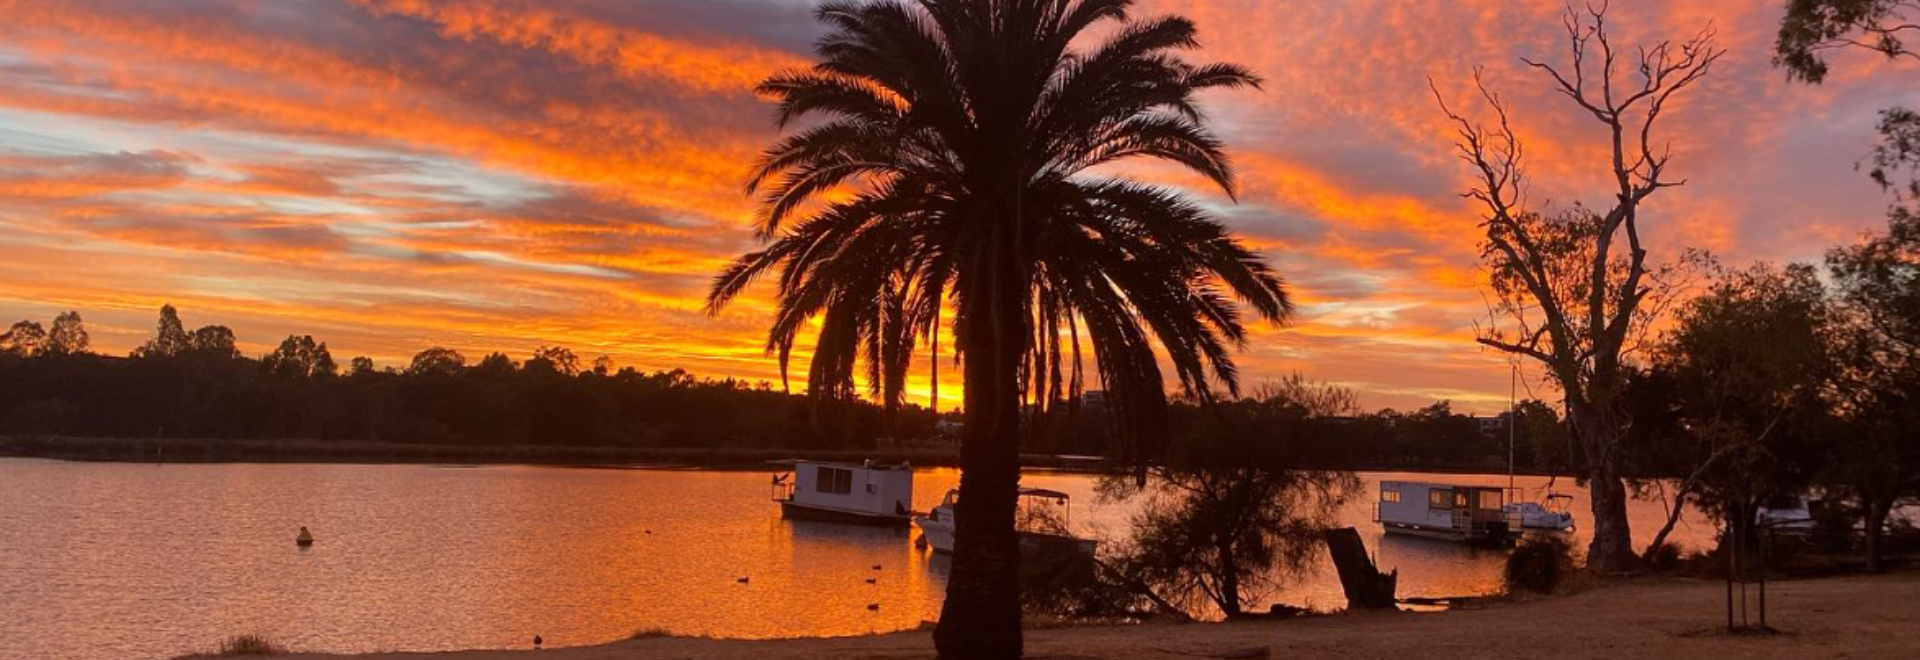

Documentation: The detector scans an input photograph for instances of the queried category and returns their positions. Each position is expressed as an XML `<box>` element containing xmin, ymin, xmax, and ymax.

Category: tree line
<box><xmin>0</xmin><ymin>305</ymin><xmax>938</xmax><ymax>450</ymax></box>
<box><xmin>1</xmin><ymin>304</ymin><xmax>1580</xmax><ymax>472</ymax></box>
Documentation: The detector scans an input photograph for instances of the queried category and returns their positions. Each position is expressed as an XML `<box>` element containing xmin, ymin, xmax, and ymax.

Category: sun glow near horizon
<box><xmin>0</xmin><ymin>0</ymin><xmax>1910</xmax><ymax>413</ymax></box>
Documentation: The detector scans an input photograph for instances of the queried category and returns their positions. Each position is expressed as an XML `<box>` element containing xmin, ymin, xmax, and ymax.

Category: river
<box><xmin>0</xmin><ymin>458</ymin><xmax>1720</xmax><ymax>660</ymax></box>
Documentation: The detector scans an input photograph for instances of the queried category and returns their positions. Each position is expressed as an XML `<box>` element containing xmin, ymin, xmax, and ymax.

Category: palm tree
<box><xmin>708</xmin><ymin>1</ymin><xmax>1286</xmax><ymax>657</ymax></box>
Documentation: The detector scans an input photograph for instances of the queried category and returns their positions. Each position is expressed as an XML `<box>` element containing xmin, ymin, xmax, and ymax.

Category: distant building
<box><xmin>1474</xmin><ymin>412</ymin><xmax>1512</xmax><ymax>440</ymax></box>
<box><xmin>934</xmin><ymin>419</ymin><xmax>964</xmax><ymax>438</ymax></box>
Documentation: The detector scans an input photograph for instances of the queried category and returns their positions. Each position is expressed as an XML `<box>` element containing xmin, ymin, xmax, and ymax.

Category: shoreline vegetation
<box><xmin>0</xmin><ymin>435</ymin><xmax>1586</xmax><ymax>477</ymax></box>
<box><xmin>172</xmin><ymin>571</ymin><xmax>1919</xmax><ymax>660</ymax></box>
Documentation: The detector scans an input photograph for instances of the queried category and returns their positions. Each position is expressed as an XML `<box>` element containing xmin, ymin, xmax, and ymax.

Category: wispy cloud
<box><xmin>0</xmin><ymin>0</ymin><xmax>1910</xmax><ymax>412</ymax></box>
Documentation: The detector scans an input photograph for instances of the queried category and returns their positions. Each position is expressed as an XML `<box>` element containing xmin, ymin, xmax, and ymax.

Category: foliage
<box><xmin>1505</xmin><ymin>534</ymin><xmax>1574</xmax><ymax>594</ymax></box>
<box><xmin>1823</xmin><ymin>209</ymin><xmax>1920</xmax><ymax>570</ymax></box>
<box><xmin>0</xmin><ymin>320</ymin><xmax>48</xmax><ymax>357</ymax></box>
<box><xmin>46</xmin><ymin>311</ymin><xmax>90</xmax><ymax>356</ymax></box>
<box><xmin>263</xmin><ymin>335</ymin><xmax>335</xmax><ymax>378</ymax></box>
<box><xmin>0</xmin><ymin>306</ymin><xmax>935</xmax><ymax>450</ymax></box>
<box><xmin>135</xmin><ymin>304</ymin><xmax>191</xmax><ymax>358</ymax></box>
<box><xmin>1647</xmin><ymin>263</ymin><xmax>1837</xmax><ymax>555</ymax></box>
<box><xmin>529</xmin><ymin>345</ymin><xmax>580</xmax><ymax>376</ymax></box>
<box><xmin>1642</xmin><ymin>540</ymin><xmax>1683</xmax><ymax>572</ymax></box>
<box><xmin>407</xmin><ymin>347</ymin><xmax>466</xmax><ymax>377</ymax></box>
<box><xmin>1775</xmin><ymin>0</ymin><xmax>1919</xmax><ymax>85</ymax></box>
<box><xmin>216</xmin><ymin>634</ymin><xmax>283</xmax><ymax>656</ymax></box>
<box><xmin>190</xmin><ymin>326</ymin><xmax>240</xmax><ymax>359</ymax></box>
<box><xmin>1102</xmin><ymin>381</ymin><xmax>1359</xmax><ymax>619</ymax></box>
<box><xmin>1436</xmin><ymin>3</ymin><xmax>1723</xmax><ymax>572</ymax></box>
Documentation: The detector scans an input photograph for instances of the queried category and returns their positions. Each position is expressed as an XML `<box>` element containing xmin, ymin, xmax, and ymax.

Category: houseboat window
<box><xmin>1428</xmin><ymin>489</ymin><xmax>1453</xmax><ymax>509</ymax></box>
<box><xmin>1381</xmin><ymin>489</ymin><xmax>1401</xmax><ymax>503</ymax></box>
<box><xmin>814</xmin><ymin>466</ymin><xmax>853</xmax><ymax>495</ymax></box>
<box><xmin>1478</xmin><ymin>490</ymin><xmax>1503</xmax><ymax>510</ymax></box>
<box><xmin>1454</xmin><ymin>492</ymin><xmax>1468</xmax><ymax>508</ymax></box>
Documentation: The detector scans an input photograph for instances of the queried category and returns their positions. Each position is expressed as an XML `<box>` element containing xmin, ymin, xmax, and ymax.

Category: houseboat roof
<box><xmin>1017</xmin><ymin>486</ymin><xmax>1071</xmax><ymax>500</ymax></box>
<box><xmin>767</xmin><ymin>458</ymin><xmax>913</xmax><ymax>470</ymax></box>
<box><xmin>1382</xmin><ymin>480</ymin><xmax>1503</xmax><ymax>490</ymax></box>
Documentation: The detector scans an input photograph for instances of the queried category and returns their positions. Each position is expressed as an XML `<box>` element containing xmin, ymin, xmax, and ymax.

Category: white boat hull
<box><xmin>915</xmin><ymin>515</ymin><xmax>956</xmax><ymax>553</ymax></box>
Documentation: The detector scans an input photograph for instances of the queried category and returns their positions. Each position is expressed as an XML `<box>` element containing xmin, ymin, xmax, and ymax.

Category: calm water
<box><xmin>0</xmin><ymin>459</ymin><xmax>1718</xmax><ymax>660</ymax></box>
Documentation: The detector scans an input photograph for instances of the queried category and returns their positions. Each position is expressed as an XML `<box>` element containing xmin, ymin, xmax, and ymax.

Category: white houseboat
<box><xmin>1376</xmin><ymin>480</ymin><xmax>1514</xmax><ymax>543</ymax></box>
<box><xmin>770</xmin><ymin>460</ymin><xmax>915</xmax><ymax>526</ymax></box>
<box><xmin>915</xmin><ymin>486</ymin><xmax>1098</xmax><ymax>556</ymax></box>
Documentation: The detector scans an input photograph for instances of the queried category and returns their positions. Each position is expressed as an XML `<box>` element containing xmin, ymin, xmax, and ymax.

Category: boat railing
<box><xmin>770</xmin><ymin>473</ymin><xmax>793</xmax><ymax>502</ymax></box>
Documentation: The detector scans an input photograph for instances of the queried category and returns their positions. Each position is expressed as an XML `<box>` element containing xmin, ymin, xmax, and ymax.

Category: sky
<box><xmin>0</xmin><ymin>0</ymin><xmax>1914</xmax><ymax>413</ymax></box>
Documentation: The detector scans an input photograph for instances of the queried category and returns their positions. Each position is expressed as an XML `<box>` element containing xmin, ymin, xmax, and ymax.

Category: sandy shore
<box><xmin>216</xmin><ymin>571</ymin><xmax>1917</xmax><ymax>660</ymax></box>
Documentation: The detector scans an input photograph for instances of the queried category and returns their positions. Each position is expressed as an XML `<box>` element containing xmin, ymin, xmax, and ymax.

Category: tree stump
<box><xmin>1324</xmin><ymin>527</ymin><xmax>1397</xmax><ymax>609</ymax></box>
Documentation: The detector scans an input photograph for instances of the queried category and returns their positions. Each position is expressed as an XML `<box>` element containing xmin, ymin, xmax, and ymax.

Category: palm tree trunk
<box><xmin>934</xmin><ymin>249</ymin><xmax>1025</xmax><ymax>660</ymax></box>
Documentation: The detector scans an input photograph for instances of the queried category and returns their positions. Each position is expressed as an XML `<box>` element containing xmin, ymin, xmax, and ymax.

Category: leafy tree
<box><xmin>46</xmin><ymin>311</ymin><xmax>90</xmax><ymax>356</ymax></box>
<box><xmin>407</xmin><ymin>347</ymin><xmax>465</xmax><ymax>376</ymax></box>
<box><xmin>1515</xmin><ymin>399</ymin><xmax>1572</xmax><ymax>470</ymax></box>
<box><xmin>592</xmin><ymin>355</ymin><xmax>615</xmax><ymax>376</ymax></box>
<box><xmin>1651</xmin><ymin>263</ymin><xmax>1836</xmax><ymax>556</ymax></box>
<box><xmin>1107</xmin><ymin>379</ymin><xmax>1358</xmax><ymax>619</ymax></box>
<box><xmin>189</xmin><ymin>325</ymin><xmax>240</xmax><ymax>359</ymax></box>
<box><xmin>1777</xmin><ymin>2</ymin><xmax>1920</xmax><ymax>200</ymax></box>
<box><xmin>1435</xmin><ymin>5</ymin><xmax>1722</xmax><ymax>571</ymax></box>
<box><xmin>1775</xmin><ymin>0</ymin><xmax>1918</xmax><ymax>85</ymax></box>
<box><xmin>708</xmin><ymin>2</ymin><xmax>1285</xmax><ymax>654</ymax></box>
<box><xmin>349</xmin><ymin>356</ymin><xmax>376</xmax><ymax>376</ymax></box>
<box><xmin>474</xmin><ymin>352</ymin><xmax>517</xmax><ymax>376</ymax></box>
<box><xmin>311</xmin><ymin>343</ymin><xmax>337</xmax><ymax>377</ymax></box>
<box><xmin>0</xmin><ymin>321</ymin><xmax>48</xmax><ymax>357</ymax></box>
<box><xmin>135</xmin><ymin>304</ymin><xmax>191</xmax><ymax>358</ymax></box>
<box><xmin>264</xmin><ymin>335</ymin><xmax>334</xmax><ymax>378</ymax></box>
<box><xmin>1825</xmin><ymin>211</ymin><xmax>1920</xmax><ymax>570</ymax></box>
<box><xmin>528</xmin><ymin>345</ymin><xmax>580</xmax><ymax>376</ymax></box>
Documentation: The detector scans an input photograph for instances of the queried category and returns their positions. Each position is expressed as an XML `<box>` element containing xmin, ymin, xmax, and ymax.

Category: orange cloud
<box><xmin>0</xmin><ymin>0</ymin><xmax>1910</xmax><ymax>414</ymax></box>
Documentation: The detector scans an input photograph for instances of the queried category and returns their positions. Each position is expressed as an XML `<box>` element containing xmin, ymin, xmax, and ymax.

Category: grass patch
<box><xmin>216</xmin><ymin>634</ymin><xmax>284</xmax><ymax>656</ymax></box>
<box><xmin>629</xmin><ymin>627</ymin><xmax>675</xmax><ymax>640</ymax></box>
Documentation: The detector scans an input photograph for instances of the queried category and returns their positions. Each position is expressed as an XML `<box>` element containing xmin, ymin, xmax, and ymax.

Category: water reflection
<box><xmin>0</xmin><ymin>459</ymin><xmax>1720</xmax><ymax>660</ymax></box>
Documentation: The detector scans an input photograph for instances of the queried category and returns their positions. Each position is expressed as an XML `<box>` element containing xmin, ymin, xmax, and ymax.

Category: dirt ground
<box><xmin>224</xmin><ymin>572</ymin><xmax>1920</xmax><ymax>660</ymax></box>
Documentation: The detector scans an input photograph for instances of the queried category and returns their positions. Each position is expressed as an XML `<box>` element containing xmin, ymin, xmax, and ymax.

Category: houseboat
<box><xmin>915</xmin><ymin>486</ymin><xmax>1098</xmax><ymax>556</ymax></box>
<box><xmin>1376</xmin><ymin>480</ymin><xmax>1514</xmax><ymax>543</ymax></box>
<box><xmin>770</xmin><ymin>460</ymin><xmax>915</xmax><ymax>526</ymax></box>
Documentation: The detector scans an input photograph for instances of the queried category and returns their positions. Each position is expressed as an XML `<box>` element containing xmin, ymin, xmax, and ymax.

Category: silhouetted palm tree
<box><xmin>708</xmin><ymin>1</ymin><xmax>1285</xmax><ymax>657</ymax></box>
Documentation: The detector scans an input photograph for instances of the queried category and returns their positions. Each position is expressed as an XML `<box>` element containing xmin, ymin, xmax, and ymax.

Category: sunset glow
<box><xmin>1</xmin><ymin>0</ymin><xmax>1912</xmax><ymax>411</ymax></box>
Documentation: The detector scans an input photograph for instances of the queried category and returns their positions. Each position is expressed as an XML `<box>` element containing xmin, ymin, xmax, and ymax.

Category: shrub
<box><xmin>1642</xmin><ymin>541</ymin><xmax>1682</xmax><ymax>571</ymax></box>
<box><xmin>1505</xmin><ymin>534</ymin><xmax>1574</xmax><ymax>594</ymax></box>
<box><xmin>217</xmin><ymin>634</ymin><xmax>283</xmax><ymax>656</ymax></box>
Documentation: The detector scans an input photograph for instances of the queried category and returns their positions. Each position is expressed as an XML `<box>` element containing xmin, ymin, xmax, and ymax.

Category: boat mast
<box><xmin>1507</xmin><ymin>361</ymin><xmax>1517</xmax><ymax>495</ymax></box>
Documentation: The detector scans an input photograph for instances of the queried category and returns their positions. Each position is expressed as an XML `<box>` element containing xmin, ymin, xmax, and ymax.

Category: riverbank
<box><xmin>0</xmin><ymin>435</ymin><xmax>979</xmax><ymax>470</ymax></box>
<box><xmin>192</xmin><ymin>572</ymin><xmax>1917</xmax><ymax>660</ymax></box>
<box><xmin>0</xmin><ymin>435</ymin><xmax>1581</xmax><ymax>477</ymax></box>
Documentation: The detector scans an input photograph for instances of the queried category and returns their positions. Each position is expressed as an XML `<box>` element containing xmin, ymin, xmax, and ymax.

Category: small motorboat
<box><xmin>1504</xmin><ymin>494</ymin><xmax>1575</xmax><ymax>531</ymax></box>
<box><xmin>295</xmin><ymin>526</ymin><xmax>315</xmax><ymax>547</ymax></box>
<box><xmin>914</xmin><ymin>486</ymin><xmax>1098</xmax><ymax>556</ymax></box>
<box><xmin>1757</xmin><ymin>493</ymin><xmax>1820</xmax><ymax>535</ymax></box>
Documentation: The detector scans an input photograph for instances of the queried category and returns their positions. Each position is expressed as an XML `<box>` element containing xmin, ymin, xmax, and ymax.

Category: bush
<box><xmin>217</xmin><ymin>634</ymin><xmax>283</xmax><ymax>656</ymax></box>
<box><xmin>1505</xmin><ymin>534</ymin><xmax>1574</xmax><ymax>594</ymax></box>
<box><xmin>1642</xmin><ymin>541</ymin><xmax>1682</xmax><ymax>571</ymax></box>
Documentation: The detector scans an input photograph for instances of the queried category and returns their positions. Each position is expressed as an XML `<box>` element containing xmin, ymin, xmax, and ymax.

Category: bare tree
<box><xmin>1434</xmin><ymin>3</ymin><xmax>1723</xmax><ymax>572</ymax></box>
